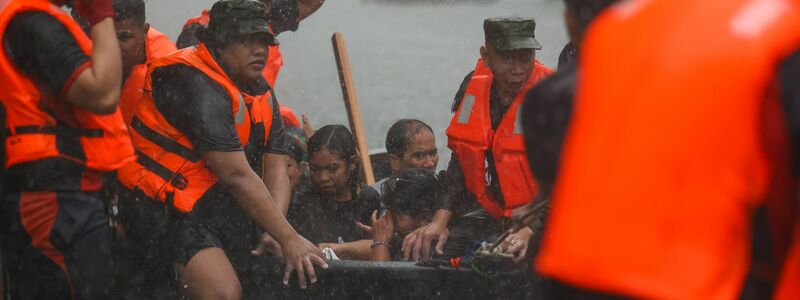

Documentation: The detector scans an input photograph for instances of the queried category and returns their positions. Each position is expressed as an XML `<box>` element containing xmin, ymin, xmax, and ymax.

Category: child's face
<box><xmin>309</xmin><ymin>148</ymin><xmax>350</xmax><ymax>199</ymax></box>
<box><xmin>393</xmin><ymin>212</ymin><xmax>427</xmax><ymax>236</ymax></box>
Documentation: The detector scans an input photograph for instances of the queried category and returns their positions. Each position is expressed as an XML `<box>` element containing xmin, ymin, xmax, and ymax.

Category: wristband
<box><xmin>370</xmin><ymin>240</ymin><xmax>390</xmax><ymax>249</ymax></box>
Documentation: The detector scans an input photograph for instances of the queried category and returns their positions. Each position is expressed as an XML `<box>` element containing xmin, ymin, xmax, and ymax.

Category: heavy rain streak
<box><xmin>1</xmin><ymin>0</ymin><xmax>799</xmax><ymax>299</ymax></box>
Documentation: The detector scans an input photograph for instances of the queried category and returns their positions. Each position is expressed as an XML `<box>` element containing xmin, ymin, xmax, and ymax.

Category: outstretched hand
<box><xmin>251</xmin><ymin>232</ymin><xmax>283</xmax><ymax>257</ymax></box>
<box><xmin>281</xmin><ymin>235</ymin><xmax>328</xmax><ymax>289</ymax></box>
<box><xmin>401</xmin><ymin>221</ymin><xmax>449</xmax><ymax>262</ymax></box>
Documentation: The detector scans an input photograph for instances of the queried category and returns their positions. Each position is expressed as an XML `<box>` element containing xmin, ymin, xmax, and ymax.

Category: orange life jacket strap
<box><xmin>130</xmin><ymin>116</ymin><xmax>201</xmax><ymax>162</ymax></box>
<box><xmin>135</xmin><ymin>150</ymin><xmax>188</xmax><ymax>190</ymax></box>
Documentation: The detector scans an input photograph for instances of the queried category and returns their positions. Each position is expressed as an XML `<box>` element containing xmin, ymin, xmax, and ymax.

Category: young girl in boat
<box><xmin>289</xmin><ymin>125</ymin><xmax>381</xmax><ymax>245</ymax></box>
<box><xmin>370</xmin><ymin>168</ymin><xmax>438</xmax><ymax>261</ymax></box>
<box><xmin>318</xmin><ymin>168</ymin><xmax>439</xmax><ymax>261</ymax></box>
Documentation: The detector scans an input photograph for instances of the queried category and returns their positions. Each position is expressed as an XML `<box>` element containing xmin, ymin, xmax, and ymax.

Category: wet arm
<box><xmin>204</xmin><ymin>151</ymin><xmax>299</xmax><ymax>244</ymax></box>
<box><xmin>65</xmin><ymin>18</ymin><xmax>121</xmax><ymax>114</ymax></box>
<box><xmin>263</xmin><ymin>153</ymin><xmax>291</xmax><ymax>215</ymax></box>
<box><xmin>262</xmin><ymin>94</ymin><xmax>292</xmax><ymax>215</ymax></box>
<box><xmin>319</xmin><ymin>240</ymin><xmax>372</xmax><ymax>260</ymax></box>
<box><xmin>371</xmin><ymin>242</ymin><xmax>392</xmax><ymax>262</ymax></box>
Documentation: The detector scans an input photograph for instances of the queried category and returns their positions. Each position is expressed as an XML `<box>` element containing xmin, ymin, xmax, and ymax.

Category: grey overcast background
<box><xmin>147</xmin><ymin>0</ymin><xmax>568</xmax><ymax>168</ymax></box>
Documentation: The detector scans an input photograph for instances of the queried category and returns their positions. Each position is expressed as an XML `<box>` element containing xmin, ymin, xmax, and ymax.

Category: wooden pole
<box><xmin>331</xmin><ymin>32</ymin><xmax>375</xmax><ymax>185</ymax></box>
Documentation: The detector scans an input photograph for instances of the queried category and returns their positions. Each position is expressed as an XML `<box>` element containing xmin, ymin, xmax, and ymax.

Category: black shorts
<box><xmin>170</xmin><ymin>185</ymin><xmax>281</xmax><ymax>298</ymax></box>
<box><xmin>0</xmin><ymin>190</ymin><xmax>113</xmax><ymax>300</ymax></box>
<box><xmin>113</xmin><ymin>185</ymin><xmax>175</xmax><ymax>300</ymax></box>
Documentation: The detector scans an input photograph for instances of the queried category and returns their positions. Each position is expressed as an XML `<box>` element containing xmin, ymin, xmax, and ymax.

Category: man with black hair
<box><xmin>111</xmin><ymin>0</ymin><xmax>177</xmax><ymax>125</ymax></box>
<box><xmin>371</xmin><ymin>119</ymin><xmax>438</xmax><ymax>196</ymax></box>
<box><xmin>116</xmin><ymin>0</ymin><xmax>325</xmax><ymax>298</ymax></box>
<box><xmin>0</xmin><ymin>0</ymin><xmax>134</xmax><ymax>299</ymax></box>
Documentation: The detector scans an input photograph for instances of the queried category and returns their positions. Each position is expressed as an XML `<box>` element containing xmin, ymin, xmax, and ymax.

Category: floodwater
<box><xmin>148</xmin><ymin>0</ymin><xmax>568</xmax><ymax>168</ymax></box>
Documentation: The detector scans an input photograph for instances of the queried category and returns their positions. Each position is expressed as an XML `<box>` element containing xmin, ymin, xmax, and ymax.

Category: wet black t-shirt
<box><xmin>149</xmin><ymin>63</ymin><xmax>289</xmax><ymax>172</ymax></box>
<box><xmin>289</xmin><ymin>185</ymin><xmax>381</xmax><ymax>244</ymax></box>
<box><xmin>2</xmin><ymin>12</ymin><xmax>92</xmax><ymax>191</ymax></box>
<box><xmin>3</xmin><ymin>12</ymin><xmax>90</xmax><ymax>97</ymax></box>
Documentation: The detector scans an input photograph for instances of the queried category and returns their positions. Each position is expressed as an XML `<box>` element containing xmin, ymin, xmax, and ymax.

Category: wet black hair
<box><xmin>307</xmin><ymin>125</ymin><xmax>363</xmax><ymax>198</ymax></box>
<box><xmin>113</xmin><ymin>0</ymin><xmax>146</xmax><ymax>25</ymax></box>
<box><xmin>563</xmin><ymin>0</ymin><xmax>618</xmax><ymax>29</ymax></box>
<box><xmin>385</xmin><ymin>119</ymin><xmax>433</xmax><ymax>156</ymax></box>
<box><xmin>382</xmin><ymin>168</ymin><xmax>438</xmax><ymax>218</ymax></box>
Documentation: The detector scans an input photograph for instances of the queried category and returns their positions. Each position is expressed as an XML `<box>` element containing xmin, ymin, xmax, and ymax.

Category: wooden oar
<box><xmin>331</xmin><ymin>32</ymin><xmax>375</xmax><ymax>185</ymax></box>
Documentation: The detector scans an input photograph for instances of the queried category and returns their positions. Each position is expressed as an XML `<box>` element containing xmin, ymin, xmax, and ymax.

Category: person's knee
<box><xmin>211</xmin><ymin>283</ymin><xmax>242</xmax><ymax>300</ymax></box>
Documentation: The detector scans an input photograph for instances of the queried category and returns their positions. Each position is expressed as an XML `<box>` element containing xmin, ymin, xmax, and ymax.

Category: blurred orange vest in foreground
<box><xmin>118</xmin><ymin>44</ymin><xmax>272</xmax><ymax>212</ymax></box>
<box><xmin>0</xmin><ymin>0</ymin><xmax>134</xmax><ymax>171</ymax></box>
<box><xmin>536</xmin><ymin>0</ymin><xmax>800</xmax><ymax>299</ymax></box>
<box><xmin>447</xmin><ymin>58</ymin><xmax>552</xmax><ymax>219</ymax></box>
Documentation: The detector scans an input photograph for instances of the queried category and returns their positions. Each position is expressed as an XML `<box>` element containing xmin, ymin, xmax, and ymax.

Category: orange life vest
<box><xmin>183</xmin><ymin>10</ymin><xmax>283</xmax><ymax>87</ymax></box>
<box><xmin>280</xmin><ymin>103</ymin><xmax>301</xmax><ymax>128</ymax></box>
<box><xmin>117</xmin><ymin>44</ymin><xmax>273</xmax><ymax>212</ymax></box>
<box><xmin>0</xmin><ymin>0</ymin><xmax>134</xmax><ymax>171</ymax></box>
<box><xmin>536</xmin><ymin>0</ymin><xmax>800</xmax><ymax>298</ymax></box>
<box><xmin>119</xmin><ymin>27</ymin><xmax>177</xmax><ymax>126</ymax></box>
<box><xmin>446</xmin><ymin>58</ymin><xmax>552</xmax><ymax>219</ymax></box>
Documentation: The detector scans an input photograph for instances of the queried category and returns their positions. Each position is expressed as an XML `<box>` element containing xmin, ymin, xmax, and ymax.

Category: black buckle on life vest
<box><xmin>171</xmin><ymin>175</ymin><xmax>188</xmax><ymax>190</ymax></box>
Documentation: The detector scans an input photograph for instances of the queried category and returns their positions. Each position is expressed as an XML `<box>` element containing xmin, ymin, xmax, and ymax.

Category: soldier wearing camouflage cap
<box><xmin>401</xmin><ymin>15</ymin><xmax>554</xmax><ymax>264</ymax></box>
<box><xmin>116</xmin><ymin>0</ymin><xmax>327</xmax><ymax>297</ymax></box>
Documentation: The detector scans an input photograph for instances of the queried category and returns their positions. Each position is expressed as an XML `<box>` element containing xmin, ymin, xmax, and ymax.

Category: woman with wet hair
<box><xmin>291</xmin><ymin>124</ymin><xmax>381</xmax><ymax>245</ymax></box>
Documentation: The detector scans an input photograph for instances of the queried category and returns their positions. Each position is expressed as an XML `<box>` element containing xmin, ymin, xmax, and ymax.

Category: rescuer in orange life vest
<box><xmin>115</xmin><ymin>0</ymin><xmax>326</xmax><ymax>298</ymax></box>
<box><xmin>0</xmin><ymin>0</ymin><xmax>135</xmax><ymax>298</ymax></box>
<box><xmin>504</xmin><ymin>0</ymin><xmax>800</xmax><ymax>298</ymax></box>
<box><xmin>402</xmin><ymin>16</ymin><xmax>553</xmax><ymax>263</ymax></box>
<box><xmin>111</xmin><ymin>0</ymin><xmax>176</xmax><ymax>126</ymax></box>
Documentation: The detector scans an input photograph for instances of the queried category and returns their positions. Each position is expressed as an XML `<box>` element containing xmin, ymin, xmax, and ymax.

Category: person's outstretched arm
<box><xmin>204</xmin><ymin>150</ymin><xmax>327</xmax><ymax>289</ymax></box>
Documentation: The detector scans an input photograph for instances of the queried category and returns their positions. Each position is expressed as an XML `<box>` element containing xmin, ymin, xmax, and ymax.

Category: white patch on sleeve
<box><xmin>731</xmin><ymin>0</ymin><xmax>789</xmax><ymax>38</ymax></box>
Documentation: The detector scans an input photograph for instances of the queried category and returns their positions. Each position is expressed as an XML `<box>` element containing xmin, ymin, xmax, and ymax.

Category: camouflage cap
<box><xmin>483</xmin><ymin>15</ymin><xmax>541</xmax><ymax>51</ymax></box>
<box><xmin>207</xmin><ymin>0</ymin><xmax>278</xmax><ymax>45</ymax></box>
